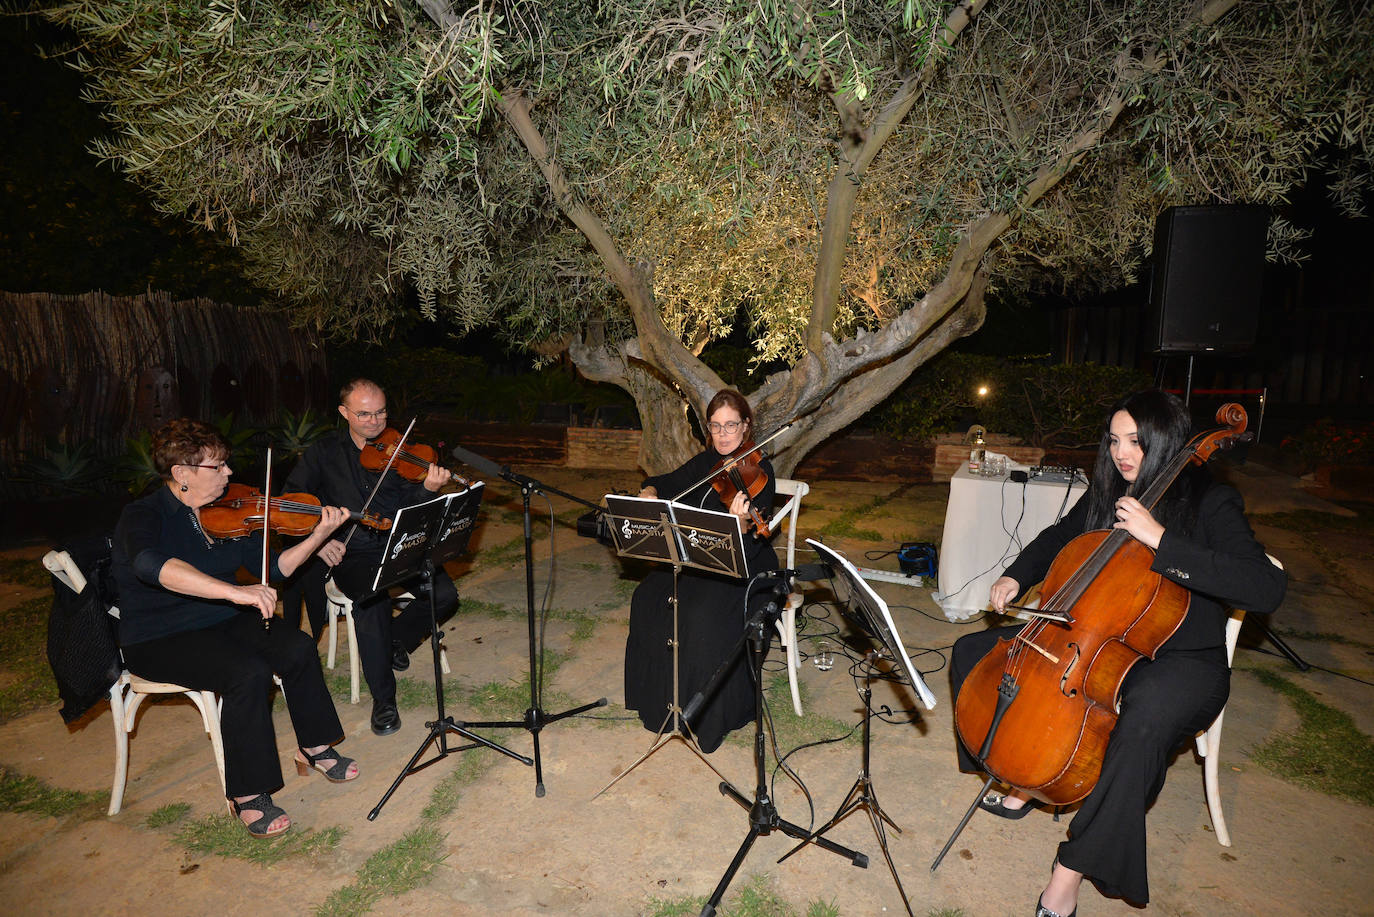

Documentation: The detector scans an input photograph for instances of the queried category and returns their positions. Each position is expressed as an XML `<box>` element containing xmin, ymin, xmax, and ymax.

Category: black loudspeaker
<box><xmin>1148</xmin><ymin>204</ymin><xmax>1267</xmax><ymax>353</ymax></box>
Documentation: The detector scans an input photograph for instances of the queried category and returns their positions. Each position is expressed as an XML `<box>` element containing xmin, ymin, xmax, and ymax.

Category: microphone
<box><xmin>769</xmin><ymin>563</ymin><xmax>831</xmax><ymax>582</ymax></box>
<box><xmin>449</xmin><ymin>444</ymin><xmax>503</xmax><ymax>479</ymax></box>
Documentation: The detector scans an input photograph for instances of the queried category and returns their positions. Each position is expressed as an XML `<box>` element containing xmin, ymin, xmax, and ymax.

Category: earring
<box><xmin>180</xmin><ymin>483</ymin><xmax>188</xmax><ymax>492</ymax></box>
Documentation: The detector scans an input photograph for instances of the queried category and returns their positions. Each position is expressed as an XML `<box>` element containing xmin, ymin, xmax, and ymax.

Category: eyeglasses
<box><xmin>707</xmin><ymin>420</ymin><xmax>744</xmax><ymax>434</ymax></box>
<box><xmin>348</xmin><ymin>407</ymin><xmax>388</xmax><ymax>421</ymax></box>
<box><xmin>183</xmin><ymin>461</ymin><xmax>229</xmax><ymax>472</ymax></box>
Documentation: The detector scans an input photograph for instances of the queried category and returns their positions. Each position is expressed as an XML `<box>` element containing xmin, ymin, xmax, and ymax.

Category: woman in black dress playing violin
<box><xmin>624</xmin><ymin>389</ymin><xmax>778</xmax><ymax>752</ymax></box>
<box><xmin>949</xmin><ymin>390</ymin><xmax>1285</xmax><ymax>916</ymax></box>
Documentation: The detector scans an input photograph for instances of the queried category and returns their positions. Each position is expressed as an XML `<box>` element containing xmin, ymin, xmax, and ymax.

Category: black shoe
<box><xmin>371</xmin><ymin>701</ymin><xmax>401</xmax><ymax>736</ymax></box>
<box><xmin>980</xmin><ymin>791</ymin><xmax>1044</xmax><ymax>820</ymax></box>
<box><xmin>1034</xmin><ymin>896</ymin><xmax>1075</xmax><ymax>917</ymax></box>
<box><xmin>391</xmin><ymin>640</ymin><xmax>409</xmax><ymax>671</ymax></box>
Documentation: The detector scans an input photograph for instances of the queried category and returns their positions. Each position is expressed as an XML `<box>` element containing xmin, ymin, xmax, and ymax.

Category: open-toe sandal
<box><xmin>231</xmin><ymin>793</ymin><xmax>289</xmax><ymax>838</ymax></box>
<box><xmin>980</xmin><ymin>791</ymin><xmax>1044</xmax><ymax>820</ymax></box>
<box><xmin>296</xmin><ymin>746</ymin><xmax>358</xmax><ymax>783</ymax></box>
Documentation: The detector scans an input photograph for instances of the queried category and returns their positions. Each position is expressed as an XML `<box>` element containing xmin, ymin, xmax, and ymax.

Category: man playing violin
<box><xmin>284</xmin><ymin>378</ymin><xmax>460</xmax><ymax>736</ymax></box>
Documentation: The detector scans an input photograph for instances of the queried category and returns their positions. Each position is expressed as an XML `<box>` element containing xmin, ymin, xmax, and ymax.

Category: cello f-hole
<box><xmin>1059</xmin><ymin>642</ymin><xmax>1081</xmax><ymax>699</ymax></box>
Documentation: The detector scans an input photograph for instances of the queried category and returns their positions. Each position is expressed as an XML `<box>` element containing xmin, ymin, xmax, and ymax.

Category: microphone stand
<box><xmin>697</xmin><ymin>571</ymin><xmax>867</xmax><ymax>917</ymax></box>
<box><xmin>451</xmin><ymin>445</ymin><xmax>608</xmax><ymax>797</ymax></box>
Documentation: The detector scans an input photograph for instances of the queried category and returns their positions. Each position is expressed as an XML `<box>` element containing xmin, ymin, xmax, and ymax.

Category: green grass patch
<box><xmin>818</xmin><ymin>493</ymin><xmax>892</xmax><ymax>542</ymax></box>
<box><xmin>458</xmin><ymin>597</ymin><xmax>522</xmax><ymax>618</ymax></box>
<box><xmin>646</xmin><ymin>873</ymin><xmax>839</xmax><ymax>917</ymax></box>
<box><xmin>0</xmin><ymin>595</ymin><xmax>59</xmax><ymax>722</ymax></box>
<box><xmin>1271</xmin><ymin>628</ymin><xmax>1370</xmax><ymax>649</ymax></box>
<box><xmin>146</xmin><ymin>801</ymin><xmax>192</xmax><ymax>828</ymax></box>
<box><xmin>0</xmin><ymin>765</ymin><xmax>107</xmax><ymax>817</ymax></box>
<box><xmin>419</xmin><ymin>751</ymin><xmax>495</xmax><ymax>823</ymax></box>
<box><xmin>314</xmin><ymin>825</ymin><xmax>445</xmax><ymax>916</ymax></box>
<box><xmin>1246</xmin><ymin>667</ymin><xmax>1374</xmax><ymax>805</ymax></box>
<box><xmin>726</xmin><ymin>675</ymin><xmax>854</xmax><ymax>752</ymax></box>
<box><xmin>474</xmin><ymin>534</ymin><xmax>527</xmax><ymax>569</ymax></box>
<box><xmin>1251</xmin><ymin>506</ymin><xmax>1374</xmax><ymax>537</ymax></box>
<box><xmin>0</xmin><ymin>557</ymin><xmax>52</xmax><ymax>588</ymax></box>
<box><xmin>173</xmin><ymin>813</ymin><xmax>345</xmax><ymax>864</ymax></box>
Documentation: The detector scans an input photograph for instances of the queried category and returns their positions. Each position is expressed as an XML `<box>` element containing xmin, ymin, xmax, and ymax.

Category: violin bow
<box><xmin>261</xmin><ymin>446</ymin><xmax>272</xmax><ymax>631</ymax></box>
<box><xmin>670</xmin><ymin>421</ymin><xmax>793</xmax><ymax>503</ymax></box>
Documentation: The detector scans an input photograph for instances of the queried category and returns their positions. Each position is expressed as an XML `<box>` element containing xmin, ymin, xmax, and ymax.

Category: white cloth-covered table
<box><xmin>933</xmin><ymin>465</ymin><xmax>1087</xmax><ymax>621</ymax></box>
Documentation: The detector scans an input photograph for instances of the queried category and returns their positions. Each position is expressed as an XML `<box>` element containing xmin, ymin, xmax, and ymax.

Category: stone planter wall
<box><xmin>566</xmin><ymin>426</ymin><xmax>643</xmax><ymax>470</ymax></box>
<box><xmin>930</xmin><ymin>433</ymin><xmax>1046</xmax><ymax>482</ymax></box>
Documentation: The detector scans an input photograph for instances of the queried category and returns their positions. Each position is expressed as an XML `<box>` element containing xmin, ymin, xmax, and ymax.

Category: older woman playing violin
<box><xmin>625</xmin><ymin>389</ymin><xmax>778</xmax><ymax>752</ymax></box>
<box><xmin>111</xmin><ymin>418</ymin><xmax>359</xmax><ymax>838</ymax></box>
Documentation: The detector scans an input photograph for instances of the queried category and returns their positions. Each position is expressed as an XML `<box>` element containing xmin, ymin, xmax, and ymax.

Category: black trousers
<box><xmin>331</xmin><ymin>558</ymin><xmax>458</xmax><ymax>708</ymax></box>
<box><xmin>281</xmin><ymin>553</ymin><xmax>330</xmax><ymax>638</ymax></box>
<box><xmin>949</xmin><ymin>625</ymin><xmax>1229</xmax><ymax>904</ymax></box>
<box><xmin>121</xmin><ymin>614</ymin><xmax>344</xmax><ymax>799</ymax></box>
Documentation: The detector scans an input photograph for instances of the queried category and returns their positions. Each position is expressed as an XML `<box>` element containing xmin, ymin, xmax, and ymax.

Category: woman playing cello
<box><xmin>949</xmin><ymin>390</ymin><xmax>1285</xmax><ymax>915</ymax></box>
<box><xmin>624</xmin><ymin>389</ymin><xmax>778</xmax><ymax>752</ymax></box>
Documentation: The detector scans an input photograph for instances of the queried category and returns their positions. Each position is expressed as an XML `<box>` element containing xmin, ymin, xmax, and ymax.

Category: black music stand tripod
<box><xmin>594</xmin><ymin>495</ymin><xmax>748</xmax><ymax>798</ymax></box>
<box><xmin>778</xmin><ymin>651</ymin><xmax>913</xmax><ymax>916</ymax></box>
<box><xmin>450</xmin><ymin>445</ymin><xmax>608</xmax><ymax>797</ymax></box>
<box><xmin>368</xmin><ymin>486</ymin><xmax>532</xmax><ymax>820</ymax></box>
<box><xmin>698</xmin><ymin>570</ymin><xmax>868</xmax><ymax>917</ymax></box>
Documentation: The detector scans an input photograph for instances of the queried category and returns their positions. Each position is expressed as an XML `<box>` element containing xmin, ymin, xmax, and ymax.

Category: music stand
<box><xmin>775</xmin><ymin>539</ymin><xmax>937</xmax><ymax>917</ymax></box>
<box><xmin>367</xmin><ymin>483</ymin><xmax>533</xmax><ymax>820</ymax></box>
<box><xmin>593</xmin><ymin>494</ymin><xmax>750</xmax><ymax>798</ymax></box>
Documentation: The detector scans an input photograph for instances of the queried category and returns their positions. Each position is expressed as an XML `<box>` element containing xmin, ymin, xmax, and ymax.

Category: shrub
<box><xmin>1281</xmin><ymin>419</ymin><xmax>1374</xmax><ymax>472</ymax></box>
<box><xmin>868</xmin><ymin>354</ymin><xmax>1149</xmax><ymax>449</ymax></box>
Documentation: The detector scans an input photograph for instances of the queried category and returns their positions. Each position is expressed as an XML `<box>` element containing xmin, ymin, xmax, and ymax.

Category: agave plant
<box><xmin>12</xmin><ymin>440</ymin><xmax>107</xmax><ymax>495</ymax></box>
<box><xmin>271</xmin><ymin>409</ymin><xmax>334</xmax><ymax>460</ymax></box>
<box><xmin>112</xmin><ymin>430</ymin><xmax>160</xmax><ymax>496</ymax></box>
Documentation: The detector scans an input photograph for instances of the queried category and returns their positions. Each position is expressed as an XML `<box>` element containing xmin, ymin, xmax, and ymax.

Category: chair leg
<box><xmin>108</xmin><ymin>679</ymin><xmax>130</xmax><ymax>816</ymax></box>
<box><xmin>326</xmin><ymin>599</ymin><xmax>342</xmax><ymax>670</ymax></box>
<box><xmin>1203</xmin><ymin>710</ymin><xmax>1231</xmax><ymax>847</ymax></box>
<box><xmin>346</xmin><ymin>607</ymin><xmax>360</xmax><ymax>704</ymax></box>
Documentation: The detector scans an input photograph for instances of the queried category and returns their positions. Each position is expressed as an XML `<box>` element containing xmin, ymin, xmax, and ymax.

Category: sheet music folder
<box><xmin>371</xmin><ymin>483</ymin><xmax>485</xmax><ymax>594</ymax></box>
<box><xmin>603</xmin><ymin>494</ymin><xmax>750</xmax><ymax>579</ymax></box>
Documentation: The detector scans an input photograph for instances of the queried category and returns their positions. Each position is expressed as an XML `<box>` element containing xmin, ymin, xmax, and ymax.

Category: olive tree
<box><xmin>46</xmin><ymin>0</ymin><xmax>1372</xmax><ymax>472</ymax></box>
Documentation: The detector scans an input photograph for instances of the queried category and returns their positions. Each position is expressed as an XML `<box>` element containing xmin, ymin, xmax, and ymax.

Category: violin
<box><xmin>708</xmin><ymin>440</ymin><xmax>772</xmax><ymax>538</ymax></box>
<box><xmin>359</xmin><ymin>428</ymin><xmax>469</xmax><ymax>486</ymax></box>
<box><xmin>953</xmin><ymin>404</ymin><xmax>1253</xmax><ymax>806</ymax></box>
<box><xmin>201</xmin><ymin>483</ymin><xmax>392</xmax><ymax>539</ymax></box>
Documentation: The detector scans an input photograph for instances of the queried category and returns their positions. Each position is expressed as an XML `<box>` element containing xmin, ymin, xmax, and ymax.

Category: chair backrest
<box><xmin>769</xmin><ymin>478</ymin><xmax>810</xmax><ymax>569</ymax></box>
<box><xmin>43</xmin><ymin>550</ymin><xmax>88</xmax><ymax>594</ymax></box>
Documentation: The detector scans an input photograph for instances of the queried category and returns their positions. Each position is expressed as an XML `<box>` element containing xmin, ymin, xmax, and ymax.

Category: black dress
<box><xmin>949</xmin><ymin>480</ymin><xmax>1286</xmax><ymax>904</ymax></box>
<box><xmin>623</xmin><ymin>449</ymin><xmax>778</xmax><ymax>753</ymax></box>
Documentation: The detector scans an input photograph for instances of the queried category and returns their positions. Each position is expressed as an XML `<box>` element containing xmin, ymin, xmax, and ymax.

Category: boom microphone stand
<box><xmin>698</xmin><ymin>568</ymin><xmax>868</xmax><ymax>917</ymax></box>
<box><xmin>451</xmin><ymin>445</ymin><xmax>608</xmax><ymax>796</ymax></box>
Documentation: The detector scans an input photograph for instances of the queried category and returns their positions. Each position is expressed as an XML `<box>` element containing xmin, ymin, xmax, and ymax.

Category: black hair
<box><xmin>1082</xmin><ymin>389</ymin><xmax>1206</xmax><ymax>534</ymax></box>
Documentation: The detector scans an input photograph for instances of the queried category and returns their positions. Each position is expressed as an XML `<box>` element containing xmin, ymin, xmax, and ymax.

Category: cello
<box><xmin>952</xmin><ymin>403</ymin><xmax>1253</xmax><ymax>808</ymax></box>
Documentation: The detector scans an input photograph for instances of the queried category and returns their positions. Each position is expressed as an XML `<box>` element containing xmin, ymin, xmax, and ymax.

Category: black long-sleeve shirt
<box><xmin>283</xmin><ymin>429</ymin><xmax>434</xmax><ymax>563</ymax></box>
<box><xmin>111</xmin><ymin>485</ymin><xmax>284</xmax><ymax>646</ymax></box>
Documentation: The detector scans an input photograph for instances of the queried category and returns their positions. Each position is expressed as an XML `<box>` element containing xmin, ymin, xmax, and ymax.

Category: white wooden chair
<box><xmin>770</xmin><ymin>477</ymin><xmax>810</xmax><ymax>716</ymax></box>
<box><xmin>42</xmin><ymin>549</ymin><xmax>228</xmax><ymax>816</ymax></box>
<box><xmin>323</xmin><ymin>581</ymin><xmax>444</xmax><ymax>705</ymax></box>
<box><xmin>1194</xmin><ymin>552</ymin><xmax>1284</xmax><ymax>847</ymax></box>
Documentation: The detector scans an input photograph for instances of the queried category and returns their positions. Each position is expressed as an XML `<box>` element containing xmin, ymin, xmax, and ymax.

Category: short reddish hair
<box><xmin>151</xmin><ymin>419</ymin><xmax>228</xmax><ymax>480</ymax></box>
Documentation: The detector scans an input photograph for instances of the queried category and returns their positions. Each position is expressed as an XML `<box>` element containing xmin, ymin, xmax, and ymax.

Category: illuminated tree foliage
<box><xmin>44</xmin><ymin>0</ymin><xmax>1372</xmax><ymax>471</ymax></box>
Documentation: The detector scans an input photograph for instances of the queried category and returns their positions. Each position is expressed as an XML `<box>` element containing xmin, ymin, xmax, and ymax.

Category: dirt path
<box><xmin>1</xmin><ymin>466</ymin><xmax>1371</xmax><ymax>916</ymax></box>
